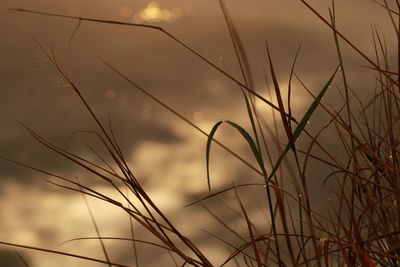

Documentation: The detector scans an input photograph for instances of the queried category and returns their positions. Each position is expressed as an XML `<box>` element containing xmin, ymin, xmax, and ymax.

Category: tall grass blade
<box><xmin>232</xmin><ymin>186</ymin><xmax>263</xmax><ymax>267</ymax></box>
<box><xmin>241</xmin><ymin>90</ymin><xmax>262</xmax><ymax>153</ymax></box>
<box><xmin>267</xmin><ymin>66</ymin><xmax>340</xmax><ymax>182</ymax></box>
<box><xmin>219</xmin><ymin>0</ymin><xmax>254</xmax><ymax>90</ymax></box>
<box><xmin>206</xmin><ymin>120</ymin><xmax>268</xmax><ymax>191</ymax></box>
<box><xmin>15</xmin><ymin>251</ymin><xmax>30</xmax><ymax>267</ymax></box>
<box><xmin>78</xmin><ymin>181</ymin><xmax>112</xmax><ymax>267</ymax></box>
<box><xmin>266</xmin><ymin>44</ymin><xmax>294</xmax><ymax>150</ymax></box>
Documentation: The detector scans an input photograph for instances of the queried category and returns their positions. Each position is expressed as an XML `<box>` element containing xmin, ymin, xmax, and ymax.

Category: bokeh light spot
<box><xmin>137</xmin><ymin>2</ymin><xmax>181</xmax><ymax>23</ymax></box>
<box><xmin>104</xmin><ymin>89</ymin><xmax>116</xmax><ymax>100</ymax></box>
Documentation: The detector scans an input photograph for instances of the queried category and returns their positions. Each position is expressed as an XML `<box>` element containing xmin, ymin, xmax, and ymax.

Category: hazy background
<box><xmin>0</xmin><ymin>0</ymin><xmax>396</xmax><ymax>266</ymax></box>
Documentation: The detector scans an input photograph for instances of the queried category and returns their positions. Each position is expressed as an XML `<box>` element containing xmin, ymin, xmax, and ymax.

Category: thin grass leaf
<box><xmin>232</xmin><ymin>185</ymin><xmax>263</xmax><ymax>267</ymax></box>
<box><xmin>185</xmin><ymin>183</ymin><xmax>264</xmax><ymax>207</ymax></box>
<box><xmin>266</xmin><ymin>43</ymin><xmax>294</xmax><ymax>150</ymax></box>
<box><xmin>267</xmin><ymin>66</ymin><xmax>340</xmax><ymax>182</ymax></box>
<box><xmin>241</xmin><ymin>89</ymin><xmax>262</xmax><ymax>153</ymax></box>
<box><xmin>220</xmin><ymin>235</ymin><xmax>273</xmax><ymax>267</ymax></box>
<box><xmin>220</xmin><ymin>0</ymin><xmax>254</xmax><ymax>90</ymax></box>
<box><xmin>15</xmin><ymin>251</ymin><xmax>30</xmax><ymax>267</ymax></box>
<box><xmin>0</xmin><ymin>241</ymin><xmax>130</xmax><ymax>267</ymax></box>
<box><xmin>206</xmin><ymin>120</ymin><xmax>268</xmax><ymax>191</ymax></box>
<box><xmin>101</xmin><ymin>58</ymin><xmax>264</xmax><ymax>178</ymax></box>
<box><xmin>78</xmin><ymin>180</ymin><xmax>112</xmax><ymax>267</ymax></box>
<box><xmin>298</xmin><ymin>0</ymin><xmax>400</xmax><ymax>88</ymax></box>
<box><xmin>8</xmin><ymin>8</ymin><xmax>298</xmax><ymax>121</ymax></box>
<box><xmin>61</xmin><ymin>237</ymin><xmax>173</xmax><ymax>251</ymax></box>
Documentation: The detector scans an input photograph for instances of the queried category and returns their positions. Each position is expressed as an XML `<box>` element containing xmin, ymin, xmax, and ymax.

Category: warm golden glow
<box><xmin>134</xmin><ymin>2</ymin><xmax>181</xmax><ymax>23</ymax></box>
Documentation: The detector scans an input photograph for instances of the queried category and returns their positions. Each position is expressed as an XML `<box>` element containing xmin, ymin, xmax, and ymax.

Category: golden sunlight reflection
<box><xmin>130</xmin><ymin>124</ymin><xmax>236</xmax><ymax>195</ymax></box>
<box><xmin>0</xmin><ymin>180</ymin><xmax>186</xmax><ymax>266</ymax></box>
<box><xmin>255</xmin><ymin>82</ymin><xmax>309</xmax><ymax>119</ymax></box>
<box><xmin>133</xmin><ymin>2</ymin><xmax>182</xmax><ymax>23</ymax></box>
<box><xmin>3</xmin><ymin>0</ymin><xmax>385</xmax><ymax>265</ymax></box>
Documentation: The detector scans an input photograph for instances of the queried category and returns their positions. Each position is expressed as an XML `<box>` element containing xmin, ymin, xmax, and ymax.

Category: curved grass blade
<box><xmin>61</xmin><ymin>237</ymin><xmax>173</xmax><ymax>251</ymax></box>
<box><xmin>0</xmin><ymin>241</ymin><xmax>129</xmax><ymax>267</ymax></box>
<box><xmin>266</xmin><ymin>66</ymin><xmax>340</xmax><ymax>182</ymax></box>
<box><xmin>206</xmin><ymin>120</ymin><xmax>268</xmax><ymax>191</ymax></box>
<box><xmin>241</xmin><ymin>89</ymin><xmax>262</xmax><ymax>153</ymax></box>
<box><xmin>220</xmin><ymin>235</ymin><xmax>274</xmax><ymax>267</ymax></box>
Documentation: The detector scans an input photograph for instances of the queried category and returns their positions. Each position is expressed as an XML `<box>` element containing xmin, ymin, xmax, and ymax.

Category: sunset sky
<box><xmin>0</xmin><ymin>0</ymin><xmax>396</xmax><ymax>266</ymax></box>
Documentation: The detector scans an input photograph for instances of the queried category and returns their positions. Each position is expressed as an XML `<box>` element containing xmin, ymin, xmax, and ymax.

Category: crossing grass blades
<box><xmin>2</xmin><ymin>0</ymin><xmax>400</xmax><ymax>266</ymax></box>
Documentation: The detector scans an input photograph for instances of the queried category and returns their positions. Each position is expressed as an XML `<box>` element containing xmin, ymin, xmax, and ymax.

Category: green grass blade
<box><xmin>206</xmin><ymin>120</ymin><xmax>268</xmax><ymax>191</ymax></box>
<box><xmin>206</xmin><ymin>121</ymin><xmax>224</xmax><ymax>191</ymax></box>
<box><xmin>266</xmin><ymin>66</ymin><xmax>340</xmax><ymax>182</ymax></box>
<box><xmin>241</xmin><ymin>89</ymin><xmax>262</xmax><ymax>152</ymax></box>
<box><xmin>225</xmin><ymin>121</ymin><xmax>267</xmax><ymax>175</ymax></box>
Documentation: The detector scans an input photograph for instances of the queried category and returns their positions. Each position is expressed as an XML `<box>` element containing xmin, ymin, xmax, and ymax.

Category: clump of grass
<box><xmin>2</xmin><ymin>0</ymin><xmax>400</xmax><ymax>266</ymax></box>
